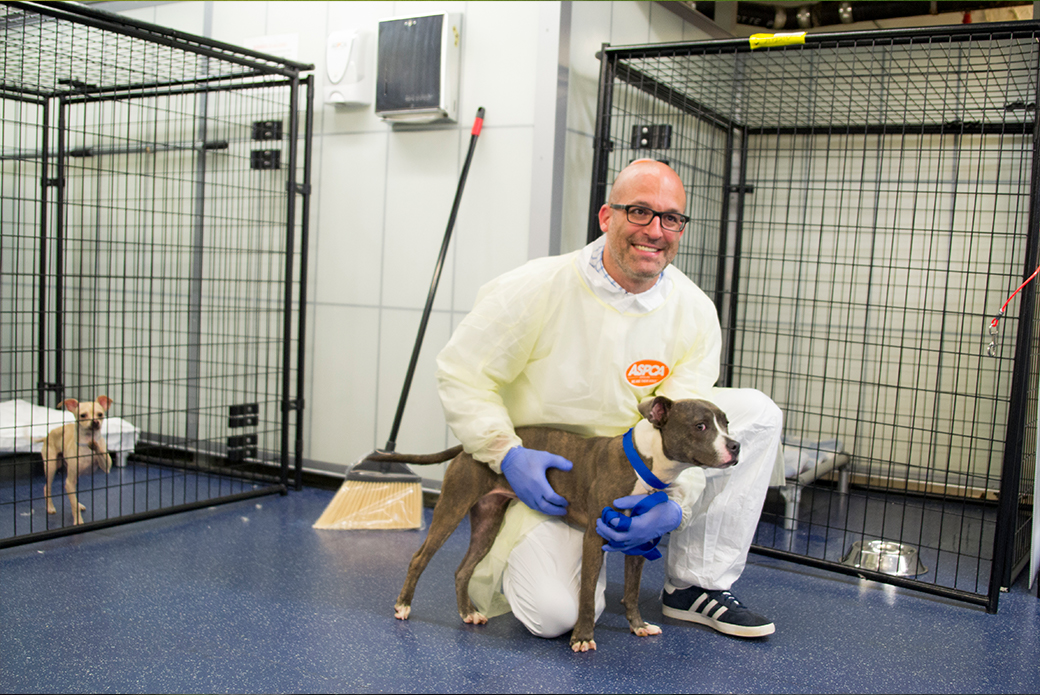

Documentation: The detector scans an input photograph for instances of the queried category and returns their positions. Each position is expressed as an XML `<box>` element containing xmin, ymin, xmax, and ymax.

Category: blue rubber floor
<box><xmin>1</xmin><ymin>485</ymin><xmax>1037</xmax><ymax>694</ymax></box>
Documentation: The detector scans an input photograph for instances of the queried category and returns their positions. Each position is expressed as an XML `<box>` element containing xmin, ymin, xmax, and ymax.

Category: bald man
<box><xmin>436</xmin><ymin>160</ymin><xmax>782</xmax><ymax>640</ymax></box>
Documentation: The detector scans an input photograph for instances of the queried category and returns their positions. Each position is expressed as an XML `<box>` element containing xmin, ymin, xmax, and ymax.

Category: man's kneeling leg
<box><xmin>503</xmin><ymin>519</ymin><xmax>607</xmax><ymax>638</ymax></box>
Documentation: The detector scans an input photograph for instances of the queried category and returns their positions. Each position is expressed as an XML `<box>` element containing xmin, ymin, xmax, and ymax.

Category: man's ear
<box><xmin>598</xmin><ymin>203</ymin><xmax>613</xmax><ymax>233</ymax></box>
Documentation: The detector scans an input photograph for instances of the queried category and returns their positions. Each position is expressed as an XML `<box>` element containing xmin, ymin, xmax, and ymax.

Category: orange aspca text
<box><xmin>626</xmin><ymin>359</ymin><xmax>670</xmax><ymax>387</ymax></box>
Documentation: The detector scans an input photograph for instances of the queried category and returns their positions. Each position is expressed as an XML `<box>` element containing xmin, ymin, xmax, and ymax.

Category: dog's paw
<box><xmin>462</xmin><ymin>612</ymin><xmax>487</xmax><ymax>625</ymax></box>
<box><xmin>570</xmin><ymin>639</ymin><xmax>597</xmax><ymax>653</ymax></box>
<box><xmin>632</xmin><ymin>623</ymin><xmax>662</xmax><ymax>637</ymax></box>
<box><xmin>394</xmin><ymin>604</ymin><xmax>411</xmax><ymax>620</ymax></box>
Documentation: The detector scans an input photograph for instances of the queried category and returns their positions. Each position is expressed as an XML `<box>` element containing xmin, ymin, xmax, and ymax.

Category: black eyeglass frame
<box><xmin>607</xmin><ymin>203</ymin><xmax>690</xmax><ymax>232</ymax></box>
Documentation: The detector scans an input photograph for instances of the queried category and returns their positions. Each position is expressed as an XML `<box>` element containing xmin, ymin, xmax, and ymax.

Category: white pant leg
<box><xmin>666</xmin><ymin>388</ymin><xmax>782</xmax><ymax>591</ymax></box>
<box><xmin>502</xmin><ymin>519</ymin><xmax>607</xmax><ymax>638</ymax></box>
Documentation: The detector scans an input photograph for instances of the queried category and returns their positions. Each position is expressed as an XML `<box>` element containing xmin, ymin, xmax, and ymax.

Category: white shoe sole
<box><xmin>661</xmin><ymin>604</ymin><xmax>776</xmax><ymax>638</ymax></box>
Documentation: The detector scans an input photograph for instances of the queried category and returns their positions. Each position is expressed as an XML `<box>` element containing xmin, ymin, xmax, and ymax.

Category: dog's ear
<box><xmin>638</xmin><ymin>396</ymin><xmax>673</xmax><ymax>429</ymax></box>
<box><xmin>62</xmin><ymin>399</ymin><xmax>80</xmax><ymax>413</ymax></box>
<box><xmin>96</xmin><ymin>395</ymin><xmax>113</xmax><ymax>412</ymax></box>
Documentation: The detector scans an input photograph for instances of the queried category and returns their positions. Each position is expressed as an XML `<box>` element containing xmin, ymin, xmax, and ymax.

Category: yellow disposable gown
<box><xmin>436</xmin><ymin>251</ymin><xmax>722</xmax><ymax>469</ymax></box>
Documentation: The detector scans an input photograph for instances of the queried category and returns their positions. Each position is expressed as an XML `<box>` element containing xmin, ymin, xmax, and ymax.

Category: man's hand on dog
<box><xmin>501</xmin><ymin>446</ymin><xmax>572</xmax><ymax>516</ymax></box>
<box><xmin>596</xmin><ymin>495</ymin><xmax>682</xmax><ymax>551</ymax></box>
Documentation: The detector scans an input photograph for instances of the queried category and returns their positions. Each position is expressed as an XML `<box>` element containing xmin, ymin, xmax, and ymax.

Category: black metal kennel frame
<box><xmin>589</xmin><ymin>22</ymin><xmax>1038</xmax><ymax>611</ymax></box>
<box><xmin>0</xmin><ymin>2</ymin><xmax>313</xmax><ymax>547</ymax></box>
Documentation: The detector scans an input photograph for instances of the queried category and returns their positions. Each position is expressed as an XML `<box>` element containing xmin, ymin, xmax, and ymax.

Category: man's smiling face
<box><xmin>598</xmin><ymin>160</ymin><xmax>687</xmax><ymax>294</ymax></box>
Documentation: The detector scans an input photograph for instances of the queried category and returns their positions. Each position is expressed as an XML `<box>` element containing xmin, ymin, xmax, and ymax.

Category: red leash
<box><xmin>988</xmin><ymin>265</ymin><xmax>1040</xmax><ymax>356</ymax></box>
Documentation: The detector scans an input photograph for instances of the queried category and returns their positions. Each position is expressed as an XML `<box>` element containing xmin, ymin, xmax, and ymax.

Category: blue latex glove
<box><xmin>596</xmin><ymin>494</ymin><xmax>682</xmax><ymax>552</ymax></box>
<box><xmin>500</xmin><ymin>446</ymin><xmax>573</xmax><ymax>516</ymax></box>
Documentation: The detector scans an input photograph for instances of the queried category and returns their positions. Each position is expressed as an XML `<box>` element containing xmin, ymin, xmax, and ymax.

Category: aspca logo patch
<box><xmin>626</xmin><ymin>360</ymin><xmax>670</xmax><ymax>387</ymax></box>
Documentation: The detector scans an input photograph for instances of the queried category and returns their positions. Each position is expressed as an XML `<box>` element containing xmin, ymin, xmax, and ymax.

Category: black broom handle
<box><xmin>383</xmin><ymin>107</ymin><xmax>485</xmax><ymax>453</ymax></box>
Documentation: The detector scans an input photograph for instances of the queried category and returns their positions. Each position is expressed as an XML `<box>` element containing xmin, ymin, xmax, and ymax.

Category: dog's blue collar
<box><xmin>623</xmin><ymin>428</ymin><xmax>667</xmax><ymax>491</ymax></box>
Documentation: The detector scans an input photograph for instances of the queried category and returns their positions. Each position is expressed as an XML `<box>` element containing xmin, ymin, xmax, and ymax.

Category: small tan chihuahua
<box><xmin>41</xmin><ymin>396</ymin><xmax>114</xmax><ymax>525</ymax></box>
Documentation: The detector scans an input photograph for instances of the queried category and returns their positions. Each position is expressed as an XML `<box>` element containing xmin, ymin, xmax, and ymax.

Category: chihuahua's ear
<box><xmin>62</xmin><ymin>399</ymin><xmax>80</xmax><ymax>413</ymax></box>
<box><xmin>96</xmin><ymin>395</ymin><xmax>113</xmax><ymax>412</ymax></box>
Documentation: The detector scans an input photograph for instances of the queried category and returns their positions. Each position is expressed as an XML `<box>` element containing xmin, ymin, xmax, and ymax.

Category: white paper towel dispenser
<box><xmin>375</xmin><ymin>13</ymin><xmax>461</xmax><ymax>124</ymax></box>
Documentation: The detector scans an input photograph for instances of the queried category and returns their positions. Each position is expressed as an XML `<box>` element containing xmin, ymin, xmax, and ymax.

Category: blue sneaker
<box><xmin>661</xmin><ymin>581</ymin><xmax>775</xmax><ymax>638</ymax></box>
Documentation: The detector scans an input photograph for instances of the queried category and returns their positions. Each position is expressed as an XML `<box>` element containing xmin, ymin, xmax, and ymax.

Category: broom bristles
<box><xmin>313</xmin><ymin>478</ymin><xmax>423</xmax><ymax>530</ymax></box>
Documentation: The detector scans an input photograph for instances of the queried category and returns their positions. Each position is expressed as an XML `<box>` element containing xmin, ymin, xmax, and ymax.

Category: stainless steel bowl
<box><xmin>841</xmin><ymin>540</ymin><xmax>927</xmax><ymax>577</ymax></box>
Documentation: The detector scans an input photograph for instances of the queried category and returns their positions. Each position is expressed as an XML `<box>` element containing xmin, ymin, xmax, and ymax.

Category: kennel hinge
<box><xmin>250</xmin><ymin>149</ymin><xmax>281</xmax><ymax>170</ymax></box>
<box><xmin>228</xmin><ymin>434</ymin><xmax>257</xmax><ymax>447</ymax></box>
<box><xmin>228</xmin><ymin>403</ymin><xmax>259</xmax><ymax>428</ymax></box>
<box><xmin>43</xmin><ymin>177</ymin><xmax>61</xmax><ymax>188</ymax></box>
<box><xmin>289</xmin><ymin>182</ymin><xmax>311</xmax><ymax>195</ymax></box>
<box><xmin>227</xmin><ymin>433</ymin><xmax>258</xmax><ymax>462</ymax></box>
<box><xmin>37</xmin><ymin>382</ymin><xmax>63</xmax><ymax>396</ymax></box>
<box><xmin>631</xmin><ymin>124</ymin><xmax>672</xmax><ymax>150</ymax></box>
<box><xmin>251</xmin><ymin>120</ymin><xmax>283</xmax><ymax>141</ymax></box>
<box><xmin>282</xmin><ymin>398</ymin><xmax>304</xmax><ymax>413</ymax></box>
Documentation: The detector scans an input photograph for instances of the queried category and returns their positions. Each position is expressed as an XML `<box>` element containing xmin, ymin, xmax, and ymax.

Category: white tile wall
<box><xmin>211</xmin><ymin>1</ymin><xmax>267</xmax><ymax>41</ymax></box>
<box><xmin>382</xmin><ymin>127</ymin><xmax>464</xmax><ymax>312</ymax></box>
<box><xmin>375</xmin><ymin>308</ymin><xmax>455</xmax><ymax>473</ymax></box>
<box><xmin>315</xmin><ymin>131</ymin><xmax>388</xmax><ymax>307</ymax></box>
<box><xmin>648</xmin><ymin>3</ymin><xmax>685</xmax><ymax>44</ymax></box>
<box><xmin>308</xmin><ymin>304</ymin><xmax>380</xmax><ymax>465</ymax></box>
<box><xmin>268</xmin><ymin>1</ymin><xmax>328</xmax><ymax>64</ymax></box>
<box><xmin>449</xmin><ymin>126</ymin><xmax>534</xmax><ymax>311</ymax></box>
<box><xmin>153</xmin><ymin>0</ymin><xmax>207</xmax><ymax>35</ymax></box>
<box><xmin>459</xmin><ymin>2</ymin><xmax>541</xmax><ymax>128</ymax></box>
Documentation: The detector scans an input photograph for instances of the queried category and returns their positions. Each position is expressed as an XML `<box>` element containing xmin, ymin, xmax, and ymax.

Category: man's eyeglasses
<box><xmin>608</xmin><ymin>204</ymin><xmax>689</xmax><ymax>233</ymax></box>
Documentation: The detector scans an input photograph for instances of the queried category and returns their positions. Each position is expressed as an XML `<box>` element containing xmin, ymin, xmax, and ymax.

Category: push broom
<box><xmin>314</xmin><ymin>107</ymin><xmax>485</xmax><ymax>530</ymax></box>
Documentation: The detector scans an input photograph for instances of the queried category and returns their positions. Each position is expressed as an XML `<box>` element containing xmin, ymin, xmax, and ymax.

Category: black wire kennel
<box><xmin>0</xmin><ymin>1</ymin><xmax>313</xmax><ymax>547</ymax></box>
<box><xmin>589</xmin><ymin>21</ymin><xmax>1038</xmax><ymax>611</ymax></box>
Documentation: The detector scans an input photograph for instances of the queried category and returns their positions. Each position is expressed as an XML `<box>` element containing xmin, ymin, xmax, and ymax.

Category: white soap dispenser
<box><xmin>325</xmin><ymin>29</ymin><xmax>373</xmax><ymax>107</ymax></box>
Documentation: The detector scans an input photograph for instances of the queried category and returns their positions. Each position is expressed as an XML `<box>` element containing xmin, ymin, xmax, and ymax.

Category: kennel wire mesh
<box><xmin>0</xmin><ymin>1</ymin><xmax>313</xmax><ymax>547</ymax></box>
<box><xmin>589</xmin><ymin>22</ymin><xmax>1039</xmax><ymax>610</ymax></box>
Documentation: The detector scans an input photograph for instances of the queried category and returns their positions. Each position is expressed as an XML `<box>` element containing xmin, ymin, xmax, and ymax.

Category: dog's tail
<box><xmin>363</xmin><ymin>446</ymin><xmax>463</xmax><ymax>465</ymax></box>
